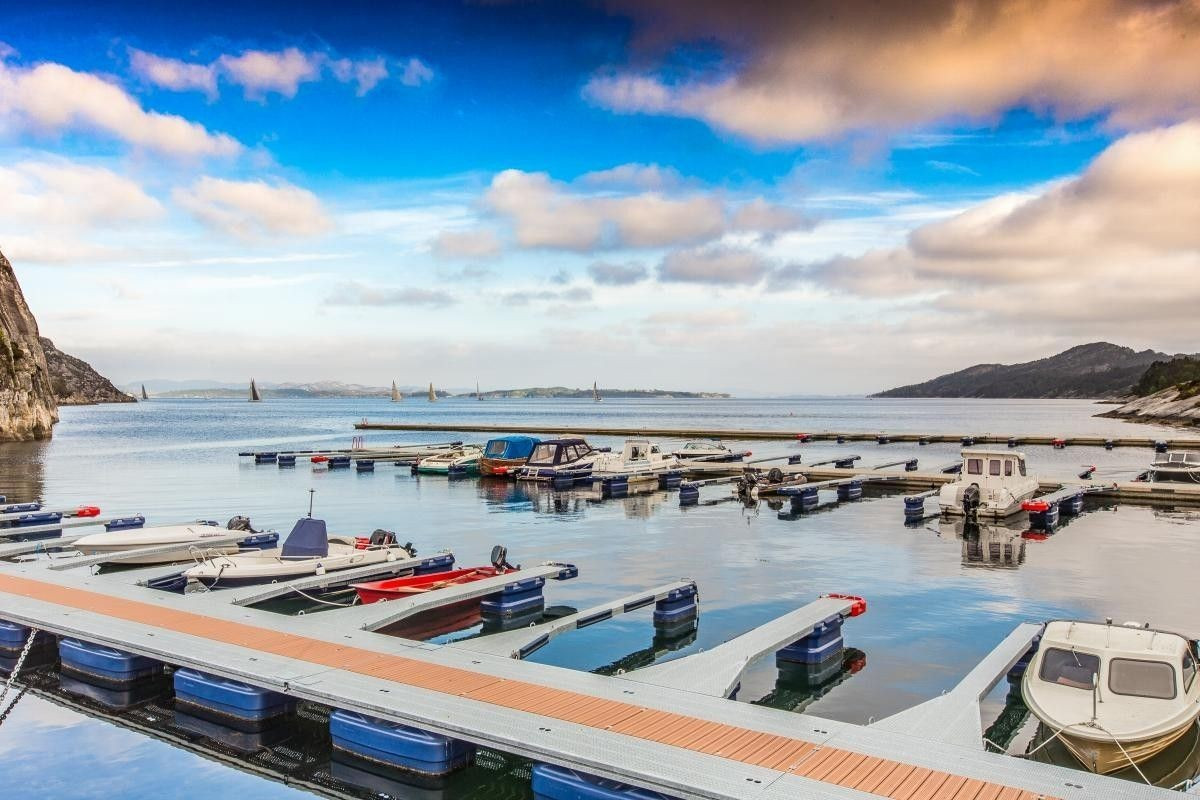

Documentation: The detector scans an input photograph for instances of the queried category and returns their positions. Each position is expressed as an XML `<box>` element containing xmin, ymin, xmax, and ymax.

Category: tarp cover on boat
<box><xmin>484</xmin><ymin>435</ymin><xmax>539</xmax><ymax>459</ymax></box>
<box><xmin>281</xmin><ymin>517</ymin><xmax>328</xmax><ymax>558</ymax></box>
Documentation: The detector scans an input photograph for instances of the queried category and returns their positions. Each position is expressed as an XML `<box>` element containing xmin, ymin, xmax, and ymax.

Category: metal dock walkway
<box><xmin>0</xmin><ymin>556</ymin><xmax>1180</xmax><ymax>800</ymax></box>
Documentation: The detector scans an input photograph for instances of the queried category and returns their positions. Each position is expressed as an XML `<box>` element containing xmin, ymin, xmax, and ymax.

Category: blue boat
<box><xmin>479</xmin><ymin>435</ymin><xmax>541</xmax><ymax>476</ymax></box>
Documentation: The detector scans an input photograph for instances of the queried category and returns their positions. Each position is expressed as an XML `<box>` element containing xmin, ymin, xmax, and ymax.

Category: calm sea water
<box><xmin>0</xmin><ymin>398</ymin><xmax>1197</xmax><ymax>798</ymax></box>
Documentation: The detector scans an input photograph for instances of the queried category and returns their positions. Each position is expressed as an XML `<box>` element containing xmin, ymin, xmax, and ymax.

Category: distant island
<box><xmin>144</xmin><ymin>382</ymin><xmax>730</xmax><ymax>400</ymax></box>
<box><xmin>873</xmin><ymin>342</ymin><xmax>1180</xmax><ymax>400</ymax></box>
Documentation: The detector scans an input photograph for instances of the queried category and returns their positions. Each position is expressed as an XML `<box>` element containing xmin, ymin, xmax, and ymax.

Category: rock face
<box><xmin>39</xmin><ymin>336</ymin><xmax>135</xmax><ymax>405</ymax></box>
<box><xmin>874</xmin><ymin>342</ymin><xmax>1175</xmax><ymax>399</ymax></box>
<box><xmin>0</xmin><ymin>250</ymin><xmax>58</xmax><ymax>440</ymax></box>
<box><xmin>1097</xmin><ymin>386</ymin><xmax>1200</xmax><ymax>427</ymax></box>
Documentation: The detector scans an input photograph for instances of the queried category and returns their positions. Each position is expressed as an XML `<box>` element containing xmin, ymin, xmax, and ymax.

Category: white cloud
<box><xmin>129</xmin><ymin>49</ymin><xmax>217</xmax><ymax>98</ymax></box>
<box><xmin>431</xmin><ymin>229</ymin><xmax>502</xmax><ymax>259</ymax></box>
<box><xmin>579</xmin><ymin>163</ymin><xmax>681</xmax><ymax>191</ymax></box>
<box><xmin>590</xmin><ymin>0</ymin><xmax>1200</xmax><ymax>143</ymax></box>
<box><xmin>587</xmin><ymin>261</ymin><xmax>648</xmax><ymax>285</ymax></box>
<box><xmin>217</xmin><ymin>48</ymin><xmax>322</xmax><ymax>99</ymax></box>
<box><xmin>326</xmin><ymin>281</ymin><xmax>456</xmax><ymax>307</ymax></box>
<box><xmin>0</xmin><ymin>60</ymin><xmax>241</xmax><ymax>157</ymax></box>
<box><xmin>398</xmin><ymin>58</ymin><xmax>434</xmax><ymax>87</ymax></box>
<box><xmin>730</xmin><ymin>198</ymin><xmax>813</xmax><ymax>234</ymax></box>
<box><xmin>172</xmin><ymin>177</ymin><xmax>332</xmax><ymax>240</ymax></box>
<box><xmin>658</xmin><ymin>245</ymin><xmax>770</xmax><ymax>285</ymax></box>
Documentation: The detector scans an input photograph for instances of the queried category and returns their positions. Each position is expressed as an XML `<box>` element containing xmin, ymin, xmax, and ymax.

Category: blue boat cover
<box><xmin>281</xmin><ymin>517</ymin><xmax>328</xmax><ymax>559</ymax></box>
<box><xmin>484</xmin><ymin>435</ymin><xmax>540</xmax><ymax>459</ymax></box>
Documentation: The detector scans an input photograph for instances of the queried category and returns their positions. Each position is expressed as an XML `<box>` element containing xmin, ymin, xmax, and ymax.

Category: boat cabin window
<box><xmin>563</xmin><ymin>445</ymin><xmax>580</xmax><ymax>462</ymax></box>
<box><xmin>1109</xmin><ymin>658</ymin><xmax>1176</xmax><ymax>700</ymax></box>
<box><xmin>485</xmin><ymin>440</ymin><xmax>508</xmax><ymax>456</ymax></box>
<box><xmin>1184</xmin><ymin>649</ymin><xmax>1196</xmax><ymax>693</ymax></box>
<box><xmin>989</xmin><ymin>459</ymin><xmax>1002</xmax><ymax>476</ymax></box>
<box><xmin>1039</xmin><ymin>648</ymin><xmax>1100</xmax><ymax>690</ymax></box>
<box><xmin>630</xmin><ymin>444</ymin><xmax>646</xmax><ymax>459</ymax></box>
<box><xmin>967</xmin><ymin>458</ymin><xmax>983</xmax><ymax>475</ymax></box>
<box><xmin>529</xmin><ymin>444</ymin><xmax>557</xmax><ymax>464</ymax></box>
<box><xmin>1004</xmin><ymin>460</ymin><xmax>1013</xmax><ymax>476</ymax></box>
<box><xmin>1018</xmin><ymin>458</ymin><xmax>1027</xmax><ymax>476</ymax></box>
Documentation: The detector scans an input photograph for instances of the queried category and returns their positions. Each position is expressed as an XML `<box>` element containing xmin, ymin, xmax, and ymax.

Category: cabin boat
<box><xmin>1149</xmin><ymin>451</ymin><xmax>1200</xmax><ymax>484</ymax></box>
<box><xmin>479</xmin><ymin>435</ymin><xmax>540</xmax><ymax>476</ymax></box>
<box><xmin>1023</xmin><ymin>619</ymin><xmax>1200</xmax><ymax>774</ymax></box>
<box><xmin>671</xmin><ymin>440</ymin><xmax>750</xmax><ymax>463</ymax></box>
<box><xmin>938</xmin><ymin>449</ymin><xmax>1039</xmax><ymax>519</ymax></box>
<box><xmin>182</xmin><ymin>518</ymin><xmax>413</xmax><ymax>588</ymax></box>
<box><xmin>415</xmin><ymin>445</ymin><xmax>483</xmax><ymax>474</ymax></box>
<box><xmin>73</xmin><ymin>518</ymin><xmax>274</xmax><ymax>565</ymax></box>
<box><xmin>591</xmin><ymin>439</ymin><xmax>679</xmax><ymax>477</ymax></box>
<box><xmin>516</xmin><ymin>438</ymin><xmax>601</xmax><ymax>481</ymax></box>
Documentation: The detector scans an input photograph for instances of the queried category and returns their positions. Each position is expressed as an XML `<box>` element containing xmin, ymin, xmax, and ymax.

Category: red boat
<box><xmin>351</xmin><ymin>566</ymin><xmax>511</xmax><ymax>605</ymax></box>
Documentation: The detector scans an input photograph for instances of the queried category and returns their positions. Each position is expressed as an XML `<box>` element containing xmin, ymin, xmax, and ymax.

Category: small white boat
<box><xmin>415</xmin><ymin>445</ymin><xmax>482</xmax><ymax>474</ymax></box>
<box><xmin>183</xmin><ymin>518</ymin><xmax>413</xmax><ymax>588</ymax></box>
<box><xmin>1149</xmin><ymin>451</ymin><xmax>1200</xmax><ymax>484</ymax></box>
<box><xmin>671</xmin><ymin>440</ymin><xmax>749</xmax><ymax>463</ymax></box>
<box><xmin>73</xmin><ymin>517</ymin><xmax>269</xmax><ymax>565</ymax></box>
<box><xmin>1023</xmin><ymin>619</ymin><xmax>1200</xmax><ymax>774</ymax></box>
<box><xmin>592</xmin><ymin>439</ymin><xmax>679</xmax><ymax>477</ymax></box>
<box><xmin>938</xmin><ymin>448</ymin><xmax>1039</xmax><ymax>519</ymax></box>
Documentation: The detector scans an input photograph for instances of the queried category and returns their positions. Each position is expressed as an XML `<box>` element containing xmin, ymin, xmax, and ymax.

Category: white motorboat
<box><xmin>415</xmin><ymin>445</ymin><xmax>483</xmax><ymax>474</ymax></box>
<box><xmin>183</xmin><ymin>517</ymin><xmax>413</xmax><ymax>588</ymax></box>
<box><xmin>671</xmin><ymin>440</ymin><xmax>750</xmax><ymax>463</ymax></box>
<box><xmin>1023</xmin><ymin>619</ymin><xmax>1200</xmax><ymax>774</ymax></box>
<box><xmin>1149</xmin><ymin>451</ymin><xmax>1200</xmax><ymax>484</ymax></box>
<box><xmin>592</xmin><ymin>439</ymin><xmax>679</xmax><ymax>477</ymax></box>
<box><xmin>72</xmin><ymin>517</ymin><xmax>272</xmax><ymax>565</ymax></box>
<box><xmin>516</xmin><ymin>438</ymin><xmax>603</xmax><ymax>481</ymax></box>
<box><xmin>938</xmin><ymin>448</ymin><xmax>1039</xmax><ymax>519</ymax></box>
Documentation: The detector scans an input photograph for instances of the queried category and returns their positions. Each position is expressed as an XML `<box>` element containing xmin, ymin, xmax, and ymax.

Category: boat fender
<box><xmin>315</xmin><ymin>563</ymin><xmax>325</xmax><ymax>576</ymax></box>
<box><xmin>385</xmin><ymin>551</ymin><xmax>395</xmax><ymax>562</ymax></box>
<box><xmin>74</xmin><ymin>505</ymin><xmax>101</xmax><ymax>518</ymax></box>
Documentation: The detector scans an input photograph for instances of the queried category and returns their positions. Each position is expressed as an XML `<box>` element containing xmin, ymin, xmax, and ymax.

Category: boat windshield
<box><xmin>1167</xmin><ymin>452</ymin><xmax>1200</xmax><ymax>464</ymax></box>
<box><xmin>1185</xmin><ymin>649</ymin><xmax>1196</xmax><ymax>692</ymax></box>
<box><xmin>1039</xmin><ymin>647</ymin><xmax>1100</xmax><ymax>690</ymax></box>
<box><xmin>528</xmin><ymin>444</ymin><xmax>558</xmax><ymax>464</ymax></box>
<box><xmin>485</xmin><ymin>440</ymin><xmax>508</xmax><ymax>456</ymax></box>
<box><xmin>1109</xmin><ymin>658</ymin><xmax>1177</xmax><ymax>699</ymax></box>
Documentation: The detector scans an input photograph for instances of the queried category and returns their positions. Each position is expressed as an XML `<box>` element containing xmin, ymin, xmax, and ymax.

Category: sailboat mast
<box><xmin>391</xmin><ymin>380</ymin><xmax>400</xmax><ymax>402</ymax></box>
<box><xmin>428</xmin><ymin>382</ymin><xmax>436</xmax><ymax>402</ymax></box>
<box><xmin>140</xmin><ymin>384</ymin><xmax>148</xmax><ymax>401</ymax></box>
<box><xmin>249</xmin><ymin>378</ymin><xmax>261</xmax><ymax>402</ymax></box>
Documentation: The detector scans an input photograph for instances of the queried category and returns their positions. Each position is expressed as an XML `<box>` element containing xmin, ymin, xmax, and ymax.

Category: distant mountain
<box><xmin>874</xmin><ymin>343</ymin><xmax>1178</xmax><ymax>399</ymax></box>
<box><xmin>473</xmin><ymin>386</ymin><xmax>730</xmax><ymax>399</ymax></box>
<box><xmin>145</xmin><ymin>382</ymin><xmax>729</xmax><ymax>399</ymax></box>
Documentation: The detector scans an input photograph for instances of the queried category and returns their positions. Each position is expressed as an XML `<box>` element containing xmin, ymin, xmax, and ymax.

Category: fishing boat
<box><xmin>351</xmin><ymin>547</ymin><xmax>516</xmax><ymax>605</ymax></box>
<box><xmin>182</xmin><ymin>517</ymin><xmax>413</xmax><ymax>588</ymax></box>
<box><xmin>390</xmin><ymin>381</ymin><xmax>401</xmax><ymax>402</ymax></box>
<box><xmin>73</xmin><ymin>517</ymin><xmax>275</xmax><ymax>565</ymax></box>
<box><xmin>515</xmin><ymin>438</ymin><xmax>602</xmax><ymax>481</ymax></box>
<box><xmin>1022</xmin><ymin>619</ymin><xmax>1200</xmax><ymax>774</ymax></box>
<box><xmin>427</xmin><ymin>382</ymin><xmax>437</xmax><ymax>402</ymax></box>
<box><xmin>593</xmin><ymin>381</ymin><xmax>602</xmax><ymax>403</ymax></box>
<box><xmin>249</xmin><ymin>378</ymin><xmax>261</xmax><ymax>402</ymax></box>
<box><xmin>671</xmin><ymin>440</ymin><xmax>750</xmax><ymax>463</ymax></box>
<box><xmin>479</xmin><ymin>435</ymin><xmax>540</xmax><ymax>476</ymax></box>
<box><xmin>140</xmin><ymin>384</ymin><xmax>149</xmax><ymax>401</ymax></box>
<box><xmin>937</xmin><ymin>448</ymin><xmax>1039</xmax><ymax>519</ymax></box>
<box><xmin>591</xmin><ymin>439</ymin><xmax>678</xmax><ymax>477</ymax></box>
<box><xmin>415</xmin><ymin>444</ymin><xmax>483</xmax><ymax>474</ymax></box>
<box><xmin>1148</xmin><ymin>451</ymin><xmax>1200</xmax><ymax>484</ymax></box>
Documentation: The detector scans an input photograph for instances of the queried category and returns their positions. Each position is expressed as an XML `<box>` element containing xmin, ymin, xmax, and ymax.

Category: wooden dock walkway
<box><xmin>0</xmin><ymin>556</ymin><xmax>1181</xmax><ymax>799</ymax></box>
<box><xmin>352</xmin><ymin>421</ymin><xmax>1200</xmax><ymax>449</ymax></box>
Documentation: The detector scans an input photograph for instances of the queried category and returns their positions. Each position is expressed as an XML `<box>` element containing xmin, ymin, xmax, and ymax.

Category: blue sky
<box><xmin>2</xmin><ymin>1</ymin><xmax>1197</xmax><ymax>394</ymax></box>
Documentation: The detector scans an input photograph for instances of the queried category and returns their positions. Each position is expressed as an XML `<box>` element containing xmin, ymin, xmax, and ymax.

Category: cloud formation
<box><xmin>587</xmin><ymin>261</ymin><xmax>648</xmax><ymax>285</ymax></box>
<box><xmin>815</xmin><ymin>120</ymin><xmax>1200</xmax><ymax>336</ymax></box>
<box><xmin>130</xmin><ymin>48</ymin><xmax>218</xmax><ymax>98</ymax></box>
<box><xmin>658</xmin><ymin>245</ymin><xmax>770</xmax><ymax>285</ymax></box>
<box><xmin>173</xmin><ymin>177</ymin><xmax>332</xmax><ymax>240</ymax></box>
<box><xmin>326</xmin><ymin>281</ymin><xmax>457</xmax><ymax>307</ymax></box>
<box><xmin>479</xmin><ymin>166</ymin><xmax>810</xmax><ymax>252</ymax></box>
<box><xmin>591</xmin><ymin>0</ymin><xmax>1200</xmax><ymax>143</ymax></box>
<box><xmin>431</xmin><ymin>229</ymin><xmax>502</xmax><ymax>260</ymax></box>
<box><xmin>0</xmin><ymin>59</ymin><xmax>240</xmax><ymax>157</ymax></box>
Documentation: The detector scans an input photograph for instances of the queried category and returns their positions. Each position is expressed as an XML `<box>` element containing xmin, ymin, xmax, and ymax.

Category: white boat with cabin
<box><xmin>1149</xmin><ymin>451</ymin><xmax>1200</xmax><ymax>484</ymax></box>
<box><xmin>1023</xmin><ymin>619</ymin><xmax>1200</xmax><ymax>774</ymax></box>
<box><xmin>938</xmin><ymin>448</ymin><xmax>1039</xmax><ymax>518</ymax></box>
<box><xmin>591</xmin><ymin>439</ymin><xmax>678</xmax><ymax>478</ymax></box>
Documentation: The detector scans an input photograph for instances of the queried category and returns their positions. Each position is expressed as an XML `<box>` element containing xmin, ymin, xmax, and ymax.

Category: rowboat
<box><xmin>351</xmin><ymin>565</ymin><xmax>513</xmax><ymax>604</ymax></box>
<box><xmin>1023</xmin><ymin>619</ymin><xmax>1200</xmax><ymax>774</ymax></box>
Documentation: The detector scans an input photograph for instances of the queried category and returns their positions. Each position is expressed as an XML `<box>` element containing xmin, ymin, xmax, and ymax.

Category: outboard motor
<box><xmin>766</xmin><ymin>467</ymin><xmax>785</xmax><ymax>485</ymax></box>
<box><xmin>961</xmin><ymin>484</ymin><xmax>982</xmax><ymax>518</ymax></box>
<box><xmin>226</xmin><ymin>515</ymin><xmax>256</xmax><ymax>532</ymax></box>
<box><xmin>490</xmin><ymin>544</ymin><xmax>515</xmax><ymax>571</ymax></box>
<box><xmin>369</xmin><ymin>528</ymin><xmax>397</xmax><ymax>546</ymax></box>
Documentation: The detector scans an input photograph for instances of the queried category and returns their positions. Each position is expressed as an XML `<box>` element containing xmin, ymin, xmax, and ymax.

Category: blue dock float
<box><xmin>328</xmin><ymin>455</ymin><xmax>352</xmax><ymax>469</ymax></box>
<box><xmin>836</xmin><ymin>479</ymin><xmax>863</xmax><ymax>501</ymax></box>
<box><xmin>59</xmin><ymin>673</ymin><xmax>169</xmax><ymax>710</ymax></box>
<box><xmin>657</xmin><ymin>470</ymin><xmax>682</xmax><ymax>490</ymax></box>
<box><xmin>356</xmin><ymin>459</ymin><xmax>375</xmax><ymax>472</ymax></box>
<box><xmin>0</xmin><ymin>619</ymin><xmax>57</xmax><ymax>673</ymax></box>
<box><xmin>254</xmin><ymin>452</ymin><xmax>278</xmax><ymax>464</ymax></box>
<box><xmin>330</xmin><ymin>709</ymin><xmax>475</xmax><ymax>779</ymax></box>
<box><xmin>105</xmin><ymin>515</ymin><xmax>146</xmax><ymax>531</ymax></box>
<box><xmin>480</xmin><ymin>576</ymin><xmax>547</xmax><ymax>618</ymax></box>
<box><xmin>677</xmin><ymin>481</ymin><xmax>700</xmax><ymax>506</ymax></box>
<box><xmin>277</xmin><ymin>454</ymin><xmax>296</xmax><ymax>467</ymax></box>
<box><xmin>0</xmin><ymin>502</ymin><xmax>39</xmax><ymax>515</ymax></box>
<box><xmin>533</xmin><ymin>764</ymin><xmax>679</xmax><ymax>800</ymax></box>
<box><xmin>173</xmin><ymin>667</ymin><xmax>295</xmax><ymax>732</ymax></box>
<box><xmin>787</xmin><ymin>485</ymin><xmax>820</xmax><ymax>512</ymax></box>
<box><xmin>59</xmin><ymin>637</ymin><xmax>162</xmax><ymax>689</ymax></box>
<box><xmin>776</xmin><ymin>613</ymin><xmax>851</xmax><ymax>683</ymax></box>
<box><xmin>652</xmin><ymin>584</ymin><xmax>698</xmax><ymax>627</ymax></box>
<box><xmin>3</xmin><ymin>510</ymin><xmax>63</xmax><ymax>541</ymax></box>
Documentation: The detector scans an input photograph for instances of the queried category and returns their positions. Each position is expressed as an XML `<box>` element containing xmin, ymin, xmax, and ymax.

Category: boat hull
<box><xmin>479</xmin><ymin>456</ymin><xmax>527</xmax><ymax>476</ymax></box>
<box><xmin>1149</xmin><ymin>467</ymin><xmax>1200</xmax><ymax>484</ymax></box>
<box><xmin>1059</xmin><ymin>719</ymin><xmax>1198</xmax><ymax>774</ymax></box>
<box><xmin>74</xmin><ymin>542</ymin><xmax>242</xmax><ymax>565</ymax></box>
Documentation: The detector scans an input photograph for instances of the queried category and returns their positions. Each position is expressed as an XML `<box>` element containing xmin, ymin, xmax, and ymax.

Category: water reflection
<box><xmin>752</xmin><ymin>648</ymin><xmax>867</xmax><ymax>714</ymax></box>
<box><xmin>0</xmin><ymin>439</ymin><xmax>45</xmax><ymax>504</ymax></box>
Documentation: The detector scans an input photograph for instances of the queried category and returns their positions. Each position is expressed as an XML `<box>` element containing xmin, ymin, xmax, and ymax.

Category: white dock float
<box><xmin>449</xmin><ymin>580</ymin><xmax>696</xmax><ymax>659</ymax></box>
<box><xmin>328</xmin><ymin>563</ymin><xmax>572</xmax><ymax>632</ymax></box>
<box><xmin>227</xmin><ymin>552</ymin><xmax>453</xmax><ymax>606</ymax></box>
<box><xmin>623</xmin><ymin>595</ymin><xmax>856</xmax><ymax>698</ymax></box>
<box><xmin>0</xmin><ymin>560</ymin><xmax>1180</xmax><ymax>800</ymax></box>
<box><xmin>872</xmin><ymin>622</ymin><xmax>1042</xmax><ymax>747</ymax></box>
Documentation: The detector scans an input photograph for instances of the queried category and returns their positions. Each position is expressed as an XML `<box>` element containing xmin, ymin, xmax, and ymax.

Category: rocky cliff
<box><xmin>0</xmin><ymin>250</ymin><xmax>58</xmax><ymax>440</ymax></box>
<box><xmin>1096</xmin><ymin>386</ymin><xmax>1200</xmax><ymax>427</ymax></box>
<box><xmin>40</xmin><ymin>336</ymin><xmax>135</xmax><ymax>405</ymax></box>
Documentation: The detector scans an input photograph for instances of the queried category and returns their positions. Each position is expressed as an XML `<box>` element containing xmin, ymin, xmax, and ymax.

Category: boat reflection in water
<box><xmin>959</xmin><ymin>522</ymin><xmax>1026</xmax><ymax>569</ymax></box>
<box><xmin>752</xmin><ymin>648</ymin><xmax>867</xmax><ymax>714</ymax></box>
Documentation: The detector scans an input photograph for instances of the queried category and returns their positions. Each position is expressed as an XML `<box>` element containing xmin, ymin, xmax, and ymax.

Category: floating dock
<box><xmin>351</xmin><ymin>421</ymin><xmax>1200</xmax><ymax>450</ymax></box>
<box><xmin>0</xmin><ymin>552</ymin><xmax>1186</xmax><ymax>799</ymax></box>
